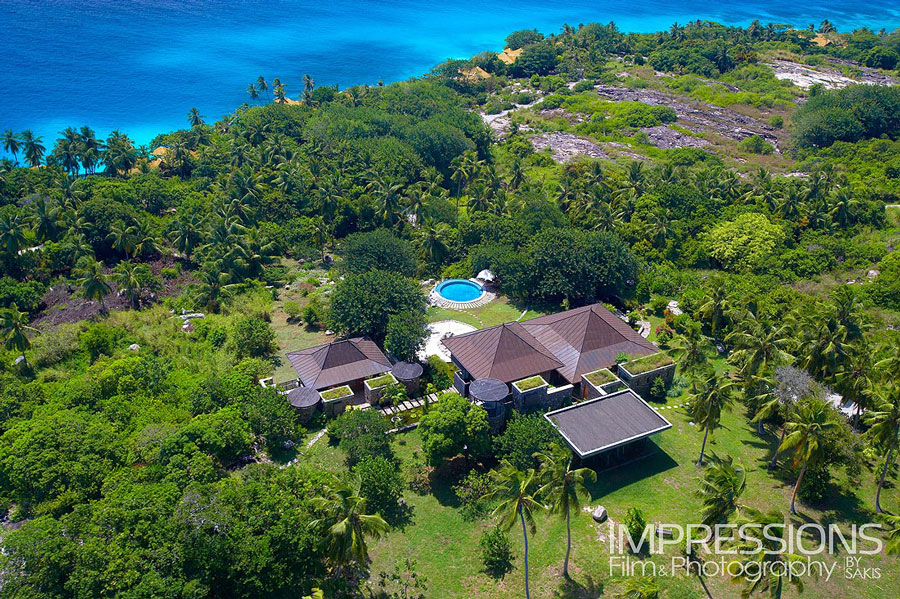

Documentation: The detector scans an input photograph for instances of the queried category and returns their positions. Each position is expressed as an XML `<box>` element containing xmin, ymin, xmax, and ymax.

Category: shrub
<box><xmin>79</xmin><ymin>323</ymin><xmax>118</xmax><ymax>363</ymax></box>
<box><xmin>505</xmin><ymin>29</ymin><xmax>543</xmax><ymax>50</ymax></box>
<box><xmin>649</xmin><ymin>376</ymin><xmax>668</xmax><ymax>401</ymax></box>
<box><xmin>283</xmin><ymin>300</ymin><xmax>301</xmax><ymax>321</ymax></box>
<box><xmin>426</xmin><ymin>354</ymin><xmax>455</xmax><ymax>390</ymax></box>
<box><xmin>354</xmin><ymin>455</ymin><xmax>404</xmax><ymax>519</ymax></box>
<box><xmin>161</xmin><ymin>267</ymin><xmax>178</xmax><ymax>280</ymax></box>
<box><xmin>302</xmin><ymin>298</ymin><xmax>326</xmax><ymax>328</ymax></box>
<box><xmin>327</xmin><ymin>408</ymin><xmax>392</xmax><ymax>467</ymax></box>
<box><xmin>231</xmin><ymin>316</ymin><xmax>276</xmax><ymax>358</ymax></box>
<box><xmin>207</xmin><ymin>325</ymin><xmax>228</xmax><ymax>348</ymax></box>
<box><xmin>768</xmin><ymin>115</ymin><xmax>784</xmax><ymax>128</ymax></box>
<box><xmin>738</xmin><ymin>134</ymin><xmax>774</xmax><ymax>154</ymax></box>
<box><xmin>623</xmin><ymin>507</ymin><xmax>648</xmax><ymax>552</ymax></box>
<box><xmin>572</xmin><ymin>80</ymin><xmax>595</xmax><ymax>93</ymax></box>
<box><xmin>0</xmin><ymin>277</ymin><xmax>46</xmax><ymax>314</ymax></box>
<box><xmin>705</xmin><ymin>213</ymin><xmax>785</xmax><ymax>272</ymax></box>
<box><xmin>419</xmin><ymin>393</ymin><xmax>490</xmax><ymax>466</ymax></box>
<box><xmin>480</xmin><ymin>527</ymin><xmax>514</xmax><ymax>577</ymax></box>
<box><xmin>798</xmin><ymin>461</ymin><xmax>831</xmax><ymax>503</ymax></box>
<box><xmin>384</xmin><ymin>310</ymin><xmax>427</xmax><ymax>363</ymax></box>
<box><xmin>493</xmin><ymin>413</ymin><xmax>559</xmax><ymax>470</ymax></box>
<box><xmin>328</xmin><ymin>270</ymin><xmax>425</xmax><ymax>342</ymax></box>
<box><xmin>453</xmin><ymin>471</ymin><xmax>494</xmax><ymax>521</ymax></box>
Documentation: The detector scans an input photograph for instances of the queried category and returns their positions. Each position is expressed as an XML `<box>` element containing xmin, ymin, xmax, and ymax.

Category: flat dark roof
<box><xmin>544</xmin><ymin>389</ymin><xmax>672</xmax><ymax>458</ymax></box>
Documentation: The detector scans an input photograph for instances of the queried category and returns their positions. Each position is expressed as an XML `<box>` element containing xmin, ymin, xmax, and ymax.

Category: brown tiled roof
<box><xmin>286</xmin><ymin>337</ymin><xmax>391</xmax><ymax>390</ymax></box>
<box><xmin>521</xmin><ymin>304</ymin><xmax>658</xmax><ymax>384</ymax></box>
<box><xmin>545</xmin><ymin>389</ymin><xmax>672</xmax><ymax>458</ymax></box>
<box><xmin>440</xmin><ymin>322</ymin><xmax>563</xmax><ymax>384</ymax></box>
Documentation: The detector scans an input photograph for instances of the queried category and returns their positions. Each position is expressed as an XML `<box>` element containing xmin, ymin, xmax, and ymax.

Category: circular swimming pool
<box><xmin>436</xmin><ymin>279</ymin><xmax>484</xmax><ymax>303</ymax></box>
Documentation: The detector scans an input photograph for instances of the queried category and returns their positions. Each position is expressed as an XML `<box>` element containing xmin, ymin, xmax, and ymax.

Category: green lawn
<box><xmin>271</xmin><ymin>291</ymin><xmax>329</xmax><ymax>382</ymax></box>
<box><xmin>426</xmin><ymin>296</ymin><xmax>547</xmax><ymax>330</ymax></box>
<box><xmin>306</xmin><ymin>406</ymin><xmax>900</xmax><ymax>599</ymax></box>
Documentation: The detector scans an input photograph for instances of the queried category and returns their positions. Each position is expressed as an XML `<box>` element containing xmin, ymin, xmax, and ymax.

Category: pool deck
<box><xmin>429</xmin><ymin>278</ymin><xmax>496</xmax><ymax>310</ymax></box>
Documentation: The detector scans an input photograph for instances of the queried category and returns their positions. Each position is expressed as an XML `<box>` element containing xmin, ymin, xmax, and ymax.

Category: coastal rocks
<box><xmin>592</xmin><ymin>506</ymin><xmax>608</xmax><ymax>523</ymax></box>
<box><xmin>595</xmin><ymin>86</ymin><xmax>781</xmax><ymax>150</ymax></box>
<box><xmin>639</xmin><ymin>125</ymin><xmax>710</xmax><ymax>150</ymax></box>
<box><xmin>766</xmin><ymin>59</ymin><xmax>898</xmax><ymax>90</ymax></box>
<box><xmin>529</xmin><ymin>132</ymin><xmax>608</xmax><ymax>163</ymax></box>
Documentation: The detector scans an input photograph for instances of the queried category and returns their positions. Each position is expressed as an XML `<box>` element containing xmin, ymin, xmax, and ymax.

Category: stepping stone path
<box><xmin>654</xmin><ymin>403</ymin><xmax>687</xmax><ymax>410</ymax></box>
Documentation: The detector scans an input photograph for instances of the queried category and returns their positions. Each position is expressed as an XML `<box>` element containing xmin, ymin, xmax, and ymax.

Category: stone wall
<box><xmin>617</xmin><ymin>362</ymin><xmax>676</xmax><ymax>398</ymax></box>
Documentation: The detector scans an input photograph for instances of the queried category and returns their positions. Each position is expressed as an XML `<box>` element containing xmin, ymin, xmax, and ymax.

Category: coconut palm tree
<box><xmin>729</xmin><ymin>508</ymin><xmax>805</xmax><ymax>599</ymax></box>
<box><xmin>2</xmin><ymin>130</ymin><xmax>21</xmax><ymax>163</ymax></box>
<box><xmin>195</xmin><ymin>265</ymin><xmax>232</xmax><ymax>313</ymax></box>
<box><xmin>882</xmin><ymin>513</ymin><xmax>900</xmax><ymax>555</ymax></box>
<box><xmin>78</xmin><ymin>126</ymin><xmax>101</xmax><ymax>175</ymax></box>
<box><xmin>173</xmin><ymin>215</ymin><xmax>203</xmax><ymax>260</ymax></box>
<box><xmin>779</xmin><ymin>397</ymin><xmax>838</xmax><ymax>514</ymax></box>
<box><xmin>620</xmin><ymin>576</ymin><xmax>660</xmax><ymax>599</ymax></box>
<box><xmin>756</xmin><ymin>366</ymin><xmax>815</xmax><ymax>469</ymax></box>
<box><xmin>21</xmin><ymin>130</ymin><xmax>45</xmax><ymax>167</ymax></box>
<box><xmin>246</xmin><ymin>83</ymin><xmax>260</xmax><ymax>103</ymax></box>
<box><xmin>112</xmin><ymin>261</ymin><xmax>146</xmax><ymax>309</ymax></box>
<box><xmin>482</xmin><ymin>461</ymin><xmax>544</xmax><ymax>599</ymax></box>
<box><xmin>691</xmin><ymin>373</ymin><xmax>735</xmax><ymax>466</ymax></box>
<box><xmin>698</xmin><ymin>278</ymin><xmax>730</xmax><ymax>342</ymax></box>
<box><xmin>695</xmin><ymin>454</ymin><xmax>746</xmax><ymax>526</ymax></box>
<box><xmin>668</xmin><ymin>323</ymin><xmax>713</xmax><ymax>391</ymax></box>
<box><xmin>0</xmin><ymin>212</ymin><xmax>29</xmax><ymax>262</ymax></box>
<box><xmin>310</xmin><ymin>475</ymin><xmax>391</xmax><ymax>577</ymax></box>
<box><xmin>418</xmin><ymin>220</ymin><xmax>449</xmax><ymax>269</ymax></box>
<box><xmin>1</xmin><ymin>304</ymin><xmax>37</xmax><ymax>368</ymax></box>
<box><xmin>834</xmin><ymin>340</ymin><xmax>876</xmax><ymax>429</ymax></box>
<box><xmin>188</xmin><ymin>107</ymin><xmax>205</xmax><ymax>128</ymax></box>
<box><xmin>865</xmin><ymin>386</ymin><xmax>900</xmax><ymax>513</ymax></box>
<box><xmin>76</xmin><ymin>260</ymin><xmax>112</xmax><ymax>312</ymax></box>
<box><xmin>257</xmin><ymin>76</ymin><xmax>270</xmax><ymax>102</ymax></box>
<box><xmin>107</xmin><ymin>221</ymin><xmax>136</xmax><ymax>257</ymax></box>
<box><xmin>726</xmin><ymin>319</ymin><xmax>792</xmax><ymax>380</ymax></box>
<box><xmin>302</xmin><ymin>74</ymin><xmax>315</xmax><ymax>104</ymax></box>
<box><xmin>30</xmin><ymin>196</ymin><xmax>61</xmax><ymax>242</ymax></box>
<box><xmin>535</xmin><ymin>444</ymin><xmax>596</xmax><ymax>579</ymax></box>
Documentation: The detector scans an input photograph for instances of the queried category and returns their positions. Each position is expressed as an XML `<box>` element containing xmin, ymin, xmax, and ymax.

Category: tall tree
<box><xmin>2</xmin><ymin>129</ymin><xmax>20</xmax><ymax>162</ymax></box>
<box><xmin>865</xmin><ymin>386</ymin><xmax>900</xmax><ymax>513</ymax></box>
<box><xmin>257</xmin><ymin>75</ymin><xmax>270</xmax><ymax>102</ymax></box>
<box><xmin>188</xmin><ymin>107</ymin><xmax>205</xmax><ymax>128</ymax></box>
<box><xmin>535</xmin><ymin>444</ymin><xmax>596</xmax><ymax>579</ymax></box>
<box><xmin>779</xmin><ymin>397</ymin><xmax>838</xmax><ymax>514</ymax></box>
<box><xmin>310</xmin><ymin>475</ymin><xmax>391</xmax><ymax>577</ymax></box>
<box><xmin>483</xmin><ymin>461</ymin><xmax>544</xmax><ymax>599</ymax></box>
<box><xmin>691</xmin><ymin>373</ymin><xmax>734</xmax><ymax>466</ymax></box>
<box><xmin>695</xmin><ymin>454</ymin><xmax>746</xmax><ymax>526</ymax></box>
<box><xmin>76</xmin><ymin>260</ymin><xmax>112</xmax><ymax>312</ymax></box>
<box><xmin>20</xmin><ymin>130</ymin><xmax>45</xmax><ymax>167</ymax></box>
<box><xmin>1</xmin><ymin>304</ymin><xmax>37</xmax><ymax>368</ymax></box>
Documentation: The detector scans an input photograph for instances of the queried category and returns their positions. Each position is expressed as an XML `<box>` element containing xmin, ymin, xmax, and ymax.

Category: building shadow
<box><xmin>581</xmin><ymin>440</ymin><xmax>679</xmax><ymax>500</ymax></box>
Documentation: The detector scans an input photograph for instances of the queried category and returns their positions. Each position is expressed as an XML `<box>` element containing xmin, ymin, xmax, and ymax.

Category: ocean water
<box><xmin>1</xmin><ymin>0</ymin><xmax>899</xmax><ymax>154</ymax></box>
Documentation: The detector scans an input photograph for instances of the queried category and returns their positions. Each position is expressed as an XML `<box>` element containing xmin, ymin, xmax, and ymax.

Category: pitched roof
<box><xmin>545</xmin><ymin>389</ymin><xmax>672</xmax><ymax>458</ymax></box>
<box><xmin>521</xmin><ymin>304</ymin><xmax>658</xmax><ymax>384</ymax></box>
<box><xmin>440</xmin><ymin>322</ymin><xmax>563</xmax><ymax>384</ymax></box>
<box><xmin>286</xmin><ymin>337</ymin><xmax>391</xmax><ymax>390</ymax></box>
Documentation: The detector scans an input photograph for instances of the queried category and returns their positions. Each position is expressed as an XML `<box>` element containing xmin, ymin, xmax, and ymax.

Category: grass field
<box><xmin>426</xmin><ymin>296</ymin><xmax>546</xmax><ymax>329</ymax></box>
<box><xmin>312</xmin><ymin>404</ymin><xmax>900</xmax><ymax>599</ymax></box>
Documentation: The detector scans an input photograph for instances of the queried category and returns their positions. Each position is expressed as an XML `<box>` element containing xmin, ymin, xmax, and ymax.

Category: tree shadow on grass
<box><xmin>582</xmin><ymin>442</ymin><xmax>679</xmax><ymax>500</ymax></box>
<box><xmin>428</xmin><ymin>456</ymin><xmax>488</xmax><ymax>508</ymax></box>
<box><xmin>554</xmin><ymin>574</ymin><xmax>603</xmax><ymax>599</ymax></box>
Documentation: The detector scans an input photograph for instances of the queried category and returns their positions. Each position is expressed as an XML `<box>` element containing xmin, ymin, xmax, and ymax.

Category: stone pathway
<box><xmin>654</xmin><ymin>403</ymin><xmax>687</xmax><ymax>411</ymax></box>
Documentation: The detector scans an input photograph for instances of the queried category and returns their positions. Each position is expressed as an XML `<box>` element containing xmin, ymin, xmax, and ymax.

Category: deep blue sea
<box><xmin>1</xmin><ymin>0</ymin><xmax>899</xmax><ymax>155</ymax></box>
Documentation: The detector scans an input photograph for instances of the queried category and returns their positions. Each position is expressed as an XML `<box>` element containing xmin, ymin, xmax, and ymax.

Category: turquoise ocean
<box><xmin>1</xmin><ymin>0</ymin><xmax>899</xmax><ymax>153</ymax></box>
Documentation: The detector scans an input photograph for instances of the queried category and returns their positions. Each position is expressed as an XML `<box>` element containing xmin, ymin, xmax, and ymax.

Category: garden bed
<box><xmin>512</xmin><ymin>375</ymin><xmax>547</xmax><ymax>391</ymax></box>
<box><xmin>584</xmin><ymin>368</ymin><xmax>617</xmax><ymax>386</ymax></box>
<box><xmin>320</xmin><ymin>385</ymin><xmax>353</xmax><ymax>401</ymax></box>
<box><xmin>622</xmin><ymin>353</ymin><xmax>674</xmax><ymax>375</ymax></box>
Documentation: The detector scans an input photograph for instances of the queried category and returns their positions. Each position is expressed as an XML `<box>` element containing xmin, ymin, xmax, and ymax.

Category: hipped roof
<box><xmin>286</xmin><ymin>337</ymin><xmax>391</xmax><ymax>390</ymax></box>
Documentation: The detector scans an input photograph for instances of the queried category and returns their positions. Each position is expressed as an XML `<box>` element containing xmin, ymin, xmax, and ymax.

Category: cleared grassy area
<box><xmin>271</xmin><ymin>291</ymin><xmax>329</xmax><ymax>382</ymax></box>
<box><xmin>426</xmin><ymin>296</ymin><xmax>546</xmax><ymax>329</ymax></box>
<box><xmin>327</xmin><ymin>404</ymin><xmax>900</xmax><ymax>599</ymax></box>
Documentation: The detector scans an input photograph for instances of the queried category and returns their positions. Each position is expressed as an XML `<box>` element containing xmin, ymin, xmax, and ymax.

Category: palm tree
<box><xmin>173</xmin><ymin>215</ymin><xmax>203</xmax><ymax>260</ymax></box>
<box><xmin>21</xmin><ymin>130</ymin><xmax>45</xmax><ymax>167</ymax></box>
<box><xmin>482</xmin><ymin>461</ymin><xmax>544</xmax><ymax>599</ymax></box>
<box><xmin>418</xmin><ymin>220</ymin><xmax>449</xmax><ymax>269</ymax></box>
<box><xmin>31</xmin><ymin>196</ymin><xmax>61</xmax><ymax>242</ymax></box>
<box><xmin>535</xmin><ymin>444</ymin><xmax>596</xmax><ymax>579</ymax></box>
<box><xmin>691</xmin><ymin>373</ymin><xmax>734</xmax><ymax>466</ymax></box>
<box><xmin>195</xmin><ymin>265</ymin><xmax>232</xmax><ymax>313</ymax></box>
<box><xmin>695</xmin><ymin>454</ymin><xmax>746</xmax><ymax>526</ymax></box>
<box><xmin>1</xmin><ymin>304</ymin><xmax>37</xmax><ymax>368</ymax></box>
<box><xmin>310</xmin><ymin>475</ymin><xmax>391</xmax><ymax>577</ymax></box>
<box><xmin>865</xmin><ymin>386</ymin><xmax>900</xmax><ymax>513</ymax></box>
<box><xmin>76</xmin><ymin>260</ymin><xmax>112</xmax><ymax>312</ymax></box>
<box><xmin>668</xmin><ymin>323</ymin><xmax>713</xmax><ymax>391</ymax></box>
<box><xmin>2</xmin><ymin>130</ymin><xmax>21</xmax><ymax>163</ymax></box>
<box><xmin>779</xmin><ymin>397</ymin><xmax>837</xmax><ymax>514</ymax></box>
<box><xmin>727</xmin><ymin>319</ymin><xmax>792</xmax><ymax>380</ymax></box>
<box><xmin>620</xmin><ymin>576</ymin><xmax>660</xmax><ymax>599</ymax></box>
<box><xmin>302</xmin><ymin>74</ymin><xmax>315</xmax><ymax>104</ymax></box>
<box><xmin>107</xmin><ymin>221</ymin><xmax>136</xmax><ymax>256</ymax></box>
<box><xmin>246</xmin><ymin>83</ymin><xmax>260</xmax><ymax>103</ymax></box>
<box><xmin>257</xmin><ymin>76</ymin><xmax>270</xmax><ymax>102</ymax></box>
<box><xmin>78</xmin><ymin>126</ymin><xmax>101</xmax><ymax>175</ymax></box>
<box><xmin>729</xmin><ymin>508</ymin><xmax>805</xmax><ymax>599</ymax></box>
<box><xmin>882</xmin><ymin>513</ymin><xmax>900</xmax><ymax>555</ymax></box>
<box><xmin>834</xmin><ymin>340</ymin><xmax>875</xmax><ymax>429</ymax></box>
<box><xmin>188</xmin><ymin>107</ymin><xmax>204</xmax><ymax>128</ymax></box>
<box><xmin>698</xmin><ymin>278</ymin><xmax>729</xmax><ymax>341</ymax></box>
<box><xmin>0</xmin><ymin>213</ymin><xmax>29</xmax><ymax>262</ymax></box>
<box><xmin>112</xmin><ymin>261</ymin><xmax>144</xmax><ymax>309</ymax></box>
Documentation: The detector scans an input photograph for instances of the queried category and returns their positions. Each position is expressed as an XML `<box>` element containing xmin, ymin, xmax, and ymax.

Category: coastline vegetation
<box><xmin>1</xmin><ymin>15</ymin><xmax>900</xmax><ymax>599</ymax></box>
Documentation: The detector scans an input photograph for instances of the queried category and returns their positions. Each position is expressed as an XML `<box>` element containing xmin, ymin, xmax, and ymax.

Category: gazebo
<box><xmin>469</xmin><ymin>377</ymin><xmax>509</xmax><ymax>431</ymax></box>
<box><xmin>286</xmin><ymin>387</ymin><xmax>322</xmax><ymax>423</ymax></box>
<box><xmin>392</xmin><ymin>361</ymin><xmax>424</xmax><ymax>395</ymax></box>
